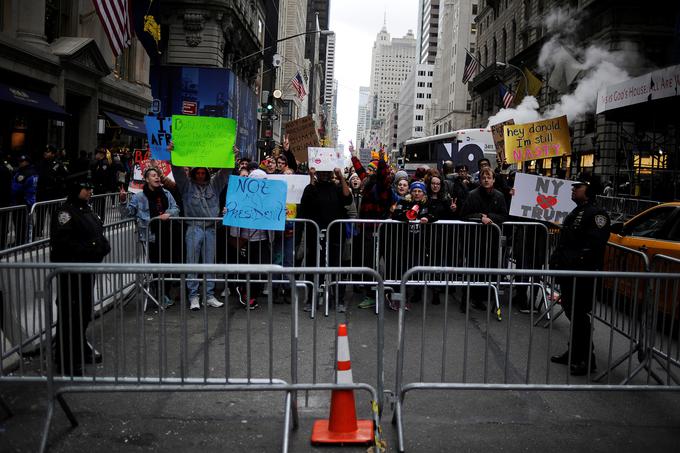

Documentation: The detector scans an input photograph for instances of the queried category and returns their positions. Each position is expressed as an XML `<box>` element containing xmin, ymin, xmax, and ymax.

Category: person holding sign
<box><xmin>460</xmin><ymin>167</ymin><xmax>508</xmax><ymax>313</ymax></box>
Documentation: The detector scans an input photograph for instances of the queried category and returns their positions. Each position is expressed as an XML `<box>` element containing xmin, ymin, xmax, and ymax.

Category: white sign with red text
<box><xmin>510</xmin><ymin>173</ymin><xmax>576</xmax><ymax>225</ymax></box>
<box><xmin>307</xmin><ymin>147</ymin><xmax>343</xmax><ymax>171</ymax></box>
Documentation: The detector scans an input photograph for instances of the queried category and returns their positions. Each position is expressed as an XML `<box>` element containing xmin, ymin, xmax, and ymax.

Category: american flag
<box><xmin>92</xmin><ymin>0</ymin><xmax>132</xmax><ymax>57</ymax></box>
<box><xmin>291</xmin><ymin>72</ymin><xmax>307</xmax><ymax>100</ymax></box>
<box><xmin>499</xmin><ymin>84</ymin><xmax>515</xmax><ymax>109</ymax></box>
<box><xmin>462</xmin><ymin>51</ymin><xmax>479</xmax><ymax>84</ymax></box>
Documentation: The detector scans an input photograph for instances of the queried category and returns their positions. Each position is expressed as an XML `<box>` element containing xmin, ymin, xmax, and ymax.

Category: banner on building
<box><xmin>223</xmin><ymin>175</ymin><xmax>287</xmax><ymax>231</ymax></box>
<box><xmin>308</xmin><ymin>147</ymin><xmax>343</xmax><ymax>171</ymax></box>
<box><xmin>171</xmin><ymin>115</ymin><xmax>236</xmax><ymax>168</ymax></box>
<box><xmin>490</xmin><ymin>119</ymin><xmax>514</xmax><ymax>165</ymax></box>
<box><xmin>503</xmin><ymin>115</ymin><xmax>571</xmax><ymax>164</ymax></box>
<box><xmin>509</xmin><ymin>172</ymin><xmax>576</xmax><ymax>225</ymax></box>
<box><xmin>285</xmin><ymin>116</ymin><xmax>319</xmax><ymax>163</ymax></box>
<box><xmin>144</xmin><ymin>115</ymin><xmax>172</xmax><ymax>160</ymax></box>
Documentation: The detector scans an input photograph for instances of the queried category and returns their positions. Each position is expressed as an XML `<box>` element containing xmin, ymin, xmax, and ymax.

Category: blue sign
<box><xmin>223</xmin><ymin>176</ymin><xmax>287</xmax><ymax>231</ymax></box>
<box><xmin>144</xmin><ymin>115</ymin><xmax>171</xmax><ymax>160</ymax></box>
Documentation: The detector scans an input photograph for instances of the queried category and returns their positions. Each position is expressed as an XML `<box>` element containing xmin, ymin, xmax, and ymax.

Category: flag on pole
<box><xmin>92</xmin><ymin>0</ymin><xmax>132</xmax><ymax>57</ymax></box>
<box><xmin>499</xmin><ymin>84</ymin><xmax>515</xmax><ymax>109</ymax></box>
<box><xmin>291</xmin><ymin>72</ymin><xmax>307</xmax><ymax>100</ymax></box>
<box><xmin>462</xmin><ymin>51</ymin><xmax>479</xmax><ymax>84</ymax></box>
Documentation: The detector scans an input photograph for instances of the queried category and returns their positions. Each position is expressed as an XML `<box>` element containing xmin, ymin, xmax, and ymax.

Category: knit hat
<box><xmin>348</xmin><ymin>173</ymin><xmax>360</xmax><ymax>184</ymax></box>
<box><xmin>394</xmin><ymin>170</ymin><xmax>408</xmax><ymax>183</ymax></box>
<box><xmin>410</xmin><ymin>181</ymin><xmax>426</xmax><ymax>192</ymax></box>
<box><xmin>367</xmin><ymin>160</ymin><xmax>379</xmax><ymax>172</ymax></box>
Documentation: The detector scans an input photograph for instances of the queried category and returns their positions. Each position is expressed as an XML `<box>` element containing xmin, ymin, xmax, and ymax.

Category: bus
<box><xmin>402</xmin><ymin>129</ymin><xmax>498</xmax><ymax>173</ymax></box>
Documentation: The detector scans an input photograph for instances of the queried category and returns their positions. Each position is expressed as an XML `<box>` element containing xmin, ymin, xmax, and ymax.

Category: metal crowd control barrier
<box><xmin>141</xmin><ymin>217</ymin><xmax>321</xmax><ymax>313</ymax></box>
<box><xmin>0</xmin><ymin>263</ymin><xmax>385</xmax><ymax>453</ymax></box>
<box><xmin>0</xmin><ymin>205</ymin><xmax>29</xmax><ymax>250</ymax></box>
<box><xmin>648</xmin><ymin>254</ymin><xmax>680</xmax><ymax>385</ymax></box>
<box><xmin>326</xmin><ymin>219</ymin><xmax>504</xmax><ymax>319</ymax></box>
<box><xmin>30</xmin><ymin>192</ymin><xmax>125</xmax><ymax>241</ymax></box>
<box><xmin>392</xmin><ymin>266</ymin><xmax>680</xmax><ymax>453</ymax></box>
<box><xmin>596</xmin><ymin>195</ymin><xmax>660</xmax><ymax>222</ymax></box>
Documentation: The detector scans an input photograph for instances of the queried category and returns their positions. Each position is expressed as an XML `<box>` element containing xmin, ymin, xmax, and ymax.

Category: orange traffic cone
<box><xmin>311</xmin><ymin>323</ymin><xmax>373</xmax><ymax>444</ymax></box>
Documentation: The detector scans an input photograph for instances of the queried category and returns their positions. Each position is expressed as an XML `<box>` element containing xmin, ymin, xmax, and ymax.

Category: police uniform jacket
<box><xmin>50</xmin><ymin>198</ymin><xmax>110</xmax><ymax>263</ymax></box>
<box><xmin>551</xmin><ymin>201</ymin><xmax>610</xmax><ymax>271</ymax></box>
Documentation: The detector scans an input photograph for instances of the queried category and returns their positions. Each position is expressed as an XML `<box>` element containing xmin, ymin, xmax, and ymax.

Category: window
<box><xmin>466</xmin><ymin>100</ymin><xmax>472</xmax><ymax>110</ymax></box>
<box><xmin>45</xmin><ymin>0</ymin><xmax>74</xmax><ymax>42</ymax></box>
<box><xmin>415</xmin><ymin>115</ymin><xmax>423</xmax><ymax>120</ymax></box>
<box><xmin>416</xmin><ymin>104</ymin><xmax>424</xmax><ymax>109</ymax></box>
<box><xmin>415</xmin><ymin>126</ymin><xmax>423</xmax><ymax>132</ymax></box>
<box><xmin>627</xmin><ymin>207</ymin><xmax>677</xmax><ymax>239</ymax></box>
<box><xmin>417</xmin><ymin>82</ymin><xmax>425</xmax><ymax>87</ymax></box>
<box><xmin>471</xmin><ymin>23</ymin><xmax>477</xmax><ymax>34</ymax></box>
<box><xmin>417</xmin><ymin>93</ymin><xmax>424</xmax><ymax>98</ymax></box>
<box><xmin>426</xmin><ymin>93</ymin><xmax>431</xmax><ymax>98</ymax></box>
<box><xmin>472</xmin><ymin>4</ymin><xmax>478</xmax><ymax>15</ymax></box>
<box><xmin>428</xmin><ymin>71</ymin><xmax>433</xmax><ymax>76</ymax></box>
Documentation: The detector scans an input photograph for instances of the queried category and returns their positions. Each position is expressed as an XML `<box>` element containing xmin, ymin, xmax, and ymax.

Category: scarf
<box><xmin>143</xmin><ymin>183</ymin><xmax>169</xmax><ymax>218</ymax></box>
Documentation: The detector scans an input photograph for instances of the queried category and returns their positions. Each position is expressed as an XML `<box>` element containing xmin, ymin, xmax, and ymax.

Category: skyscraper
<box><xmin>324</xmin><ymin>33</ymin><xmax>336</xmax><ymax>107</ymax></box>
<box><xmin>356</xmin><ymin>86</ymin><xmax>370</xmax><ymax>148</ymax></box>
<box><xmin>416</xmin><ymin>0</ymin><xmax>440</xmax><ymax>65</ymax></box>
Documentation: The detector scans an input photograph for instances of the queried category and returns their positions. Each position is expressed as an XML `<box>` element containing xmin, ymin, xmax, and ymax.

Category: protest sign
<box><xmin>509</xmin><ymin>172</ymin><xmax>576</xmax><ymax>225</ymax></box>
<box><xmin>503</xmin><ymin>115</ymin><xmax>571</xmax><ymax>164</ymax></box>
<box><xmin>490</xmin><ymin>119</ymin><xmax>514</xmax><ymax>165</ymax></box>
<box><xmin>308</xmin><ymin>147</ymin><xmax>343</xmax><ymax>171</ymax></box>
<box><xmin>285</xmin><ymin>116</ymin><xmax>319</xmax><ymax>162</ymax></box>
<box><xmin>359</xmin><ymin>148</ymin><xmax>372</xmax><ymax>164</ymax></box>
<box><xmin>144</xmin><ymin>116</ymin><xmax>172</xmax><ymax>161</ymax></box>
<box><xmin>128</xmin><ymin>149</ymin><xmax>174</xmax><ymax>193</ymax></box>
<box><xmin>171</xmin><ymin>115</ymin><xmax>236</xmax><ymax>168</ymax></box>
<box><xmin>266</xmin><ymin>174</ymin><xmax>309</xmax><ymax>203</ymax></box>
<box><xmin>286</xmin><ymin>204</ymin><xmax>297</xmax><ymax>220</ymax></box>
<box><xmin>223</xmin><ymin>175</ymin><xmax>287</xmax><ymax>231</ymax></box>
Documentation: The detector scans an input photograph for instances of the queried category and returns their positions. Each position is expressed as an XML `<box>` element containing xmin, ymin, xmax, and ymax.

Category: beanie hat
<box><xmin>367</xmin><ymin>160</ymin><xmax>379</xmax><ymax>172</ymax></box>
<box><xmin>348</xmin><ymin>173</ymin><xmax>360</xmax><ymax>184</ymax></box>
<box><xmin>410</xmin><ymin>181</ymin><xmax>426</xmax><ymax>192</ymax></box>
<box><xmin>394</xmin><ymin>170</ymin><xmax>408</xmax><ymax>183</ymax></box>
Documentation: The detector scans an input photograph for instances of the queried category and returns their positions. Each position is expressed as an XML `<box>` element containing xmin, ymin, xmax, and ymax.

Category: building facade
<box><xmin>430</xmin><ymin>0</ymin><xmax>478</xmax><ymax>134</ymax></box>
<box><xmin>398</xmin><ymin>63</ymin><xmax>433</xmax><ymax>149</ymax></box>
<box><xmin>368</xmin><ymin>26</ymin><xmax>417</xmax><ymax>146</ymax></box>
<box><xmin>0</xmin><ymin>0</ymin><xmax>151</xmax><ymax>160</ymax></box>
<box><xmin>324</xmin><ymin>32</ymin><xmax>336</xmax><ymax>109</ymax></box>
<box><xmin>355</xmin><ymin>86</ymin><xmax>370</xmax><ymax>148</ymax></box>
<box><xmin>416</xmin><ymin>0</ymin><xmax>440</xmax><ymax>65</ymax></box>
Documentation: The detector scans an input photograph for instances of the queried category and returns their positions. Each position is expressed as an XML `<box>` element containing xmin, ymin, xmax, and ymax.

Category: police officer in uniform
<box><xmin>50</xmin><ymin>172</ymin><xmax>111</xmax><ymax>375</ymax></box>
<box><xmin>37</xmin><ymin>144</ymin><xmax>69</xmax><ymax>201</ymax></box>
<box><xmin>550</xmin><ymin>181</ymin><xmax>610</xmax><ymax>376</ymax></box>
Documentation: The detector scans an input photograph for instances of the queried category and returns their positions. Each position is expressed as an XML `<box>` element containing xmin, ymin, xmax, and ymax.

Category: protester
<box><xmin>550</xmin><ymin>181</ymin><xmax>610</xmax><ymax>376</ymax></box>
<box><xmin>119</xmin><ymin>167</ymin><xmax>180</xmax><ymax>307</ymax></box>
<box><xmin>280</xmin><ymin>134</ymin><xmax>298</xmax><ymax>173</ymax></box>
<box><xmin>11</xmin><ymin>154</ymin><xmax>38</xmax><ymax>207</ymax></box>
<box><xmin>51</xmin><ymin>172</ymin><xmax>111</xmax><ymax>375</ymax></box>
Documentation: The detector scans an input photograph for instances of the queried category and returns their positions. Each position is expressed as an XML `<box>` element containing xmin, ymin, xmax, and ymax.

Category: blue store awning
<box><xmin>0</xmin><ymin>82</ymin><xmax>68</xmax><ymax>117</ymax></box>
<box><xmin>104</xmin><ymin>111</ymin><xmax>147</xmax><ymax>135</ymax></box>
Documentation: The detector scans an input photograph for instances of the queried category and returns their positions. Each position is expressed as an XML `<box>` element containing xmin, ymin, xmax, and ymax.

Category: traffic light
<box><xmin>265</xmin><ymin>95</ymin><xmax>274</xmax><ymax>112</ymax></box>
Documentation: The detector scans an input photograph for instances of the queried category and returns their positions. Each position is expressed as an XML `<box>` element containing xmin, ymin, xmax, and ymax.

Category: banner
<box><xmin>144</xmin><ymin>116</ymin><xmax>172</xmax><ymax>160</ymax></box>
<box><xmin>503</xmin><ymin>115</ymin><xmax>571</xmax><ymax>164</ymax></box>
<box><xmin>171</xmin><ymin>115</ymin><xmax>236</xmax><ymax>168</ymax></box>
<box><xmin>223</xmin><ymin>175</ymin><xmax>287</xmax><ymax>231</ymax></box>
<box><xmin>265</xmin><ymin>174</ymin><xmax>309</xmax><ymax>204</ymax></box>
<box><xmin>490</xmin><ymin>119</ymin><xmax>514</xmax><ymax>165</ymax></box>
<box><xmin>308</xmin><ymin>147</ymin><xmax>343</xmax><ymax>171</ymax></box>
<box><xmin>128</xmin><ymin>149</ymin><xmax>174</xmax><ymax>193</ymax></box>
<box><xmin>285</xmin><ymin>116</ymin><xmax>319</xmax><ymax>162</ymax></box>
<box><xmin>509</xmin><ymin>173</ymin><xmax>576</xmax><ymax>225</ymax></box>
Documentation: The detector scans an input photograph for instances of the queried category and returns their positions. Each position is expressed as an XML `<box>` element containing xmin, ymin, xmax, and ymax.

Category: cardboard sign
<box><xmin>223</xmin><ymin>175</ymin><xmax>287</xmax><ymax>231</ymax></box>
<box><xmin>490</xmin><ymin>119</ymin><xmax>514</xmax><ymax>165</ymax></box>
<box><xmin>285</xmin><ymin>116</ymin><xmax>319</xmax><ymax>163</ymax></box>
<box><xmin>128</xmin><ymin>150</ymin><xmax>174</xmax><ymax>193</ymax></box>
<box><xmin>509</xmin><ymin>173</ymin><xmax>576</xmax><ymax>225</ymax></box>
<box><xmin>171</xmin><ymin>115</ymin><xmax>236</xmax><ymax>168</ymax></box>
<box><xmin>308</xmin><ymin>147</ymin><xmax>343</xmax><ymax>171</ymax></box>
<box><xmin>359</xmin><ymin>148</ymin><xmax>372</xmax><ymax>164</ymax></box>
<box><xmin>503</xmin><ymin>115</ymin><xmax>571</xmax><ymax>164</ymax></box>
<box><xmin>265</xmin><ymin>174</ymin><xmax>309</xmax><ymax>203</ymax></box>
<box><xmin>144</xmin><ymin>116</ymin><xmax>172</xmax><ymax>161</ymax></box>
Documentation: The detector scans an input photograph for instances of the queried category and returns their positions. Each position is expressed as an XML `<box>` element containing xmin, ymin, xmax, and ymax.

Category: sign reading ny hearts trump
<box><xmin>509</xmin><ymin>173</ymin><xmax>576</xmax><ymax>225</ymax></box>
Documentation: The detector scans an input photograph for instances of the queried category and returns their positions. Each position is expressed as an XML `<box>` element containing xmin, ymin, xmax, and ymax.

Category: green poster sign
<box><xmin>171</xmin><ymin>115</ymin><xmax>236</xmax><ymax>168</ymax></box>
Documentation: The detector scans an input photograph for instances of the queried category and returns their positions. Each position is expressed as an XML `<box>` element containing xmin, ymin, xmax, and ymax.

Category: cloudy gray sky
<box><xmin>329</xmin><ymin>1</ymin><xmax>417</xmax><ymax>148</ymax></box>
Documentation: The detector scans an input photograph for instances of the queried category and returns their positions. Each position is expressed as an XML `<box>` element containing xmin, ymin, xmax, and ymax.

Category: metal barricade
<box><xmin>141</xmin><ymin>217</ymin><xmax>321</xmax><ymax>313</ymax></box>
<box><xmin>0</xmin><ymin>205</ymin><xmax>29</xmax><ymax>250</ymax></box>
<box><xmin>649</xmin><ymin>254</ymin><xmax>680</xmax><ymax>385</ymax></box>
<box><xmin>0</xmin><ymin>263</ymin><xmax>385</xmax><ymax>453</ymax></box>
<box><xmin>393</xmin><ymin>266</ymin><xmax>680</xmax><ymax>453</ymax></box>
<box><xmin>596</xmin><ymin>195</ymin><xmax>660</xmax><ymax>222</ymax></box>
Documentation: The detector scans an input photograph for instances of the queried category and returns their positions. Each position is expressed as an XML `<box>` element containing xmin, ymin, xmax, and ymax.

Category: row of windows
<box><xmin>417</xmin><ymin>70</ymin><xmax>434</xmax><ymax>76</ymax></box>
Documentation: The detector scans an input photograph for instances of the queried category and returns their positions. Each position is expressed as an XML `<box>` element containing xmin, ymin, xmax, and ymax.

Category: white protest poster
<box><xmin>308</xmin><ymin>147</ymin><xmax>343</xmax><ymax>171</ymax></box>
<box><xmin>266</xmin><ymin>174</ymin><xmax>309</xmax><ymax>203</ymax></box>
<box><xmin>510</xmin><ymin>173</ymin><xmax>576</xmax><ymax>225</ymax></box>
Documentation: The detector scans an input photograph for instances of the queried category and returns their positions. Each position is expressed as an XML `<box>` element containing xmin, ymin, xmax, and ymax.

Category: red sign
<box><xmin>182</xmin><ymin>100</ymin><xmax>197</xmax><ymax>115</ymax></box>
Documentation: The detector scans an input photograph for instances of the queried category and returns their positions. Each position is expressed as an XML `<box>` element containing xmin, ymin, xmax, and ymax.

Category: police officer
<box><xmin>10</xmin><ymin>154</ymin><xmax>38</xmax><ymax>207</ymax></box>
<box><xmin>550</xmin><ymin>181</ymin><xmax>610</xmax><ymax>376</ymax></box>
<box><xmin>50</xmin><ymin>172</ymin><xmax>111</xmax><ymax>375</ymax></box>
<box><xmin>36</xmin><ymin>144</ymin><xmax>69</xmax><ymax>201</ymax></box>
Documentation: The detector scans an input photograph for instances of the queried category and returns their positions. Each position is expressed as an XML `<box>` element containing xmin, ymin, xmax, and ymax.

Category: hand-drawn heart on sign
<box><xmin>536</xmin><ymin>194</ymin><xmax>558</xmax><ymax>209</ymax></box>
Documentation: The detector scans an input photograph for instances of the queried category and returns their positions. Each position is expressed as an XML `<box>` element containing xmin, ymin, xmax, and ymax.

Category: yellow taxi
<box><xmin>607</xmin><ymin>202</ymin><xmax>680</xmax><ymax>319</ymax></box>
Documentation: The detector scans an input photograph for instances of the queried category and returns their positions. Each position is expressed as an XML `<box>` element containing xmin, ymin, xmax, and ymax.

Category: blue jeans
<box><xmin>186</xmin><ymin>225</ymin><xmax>216</xmax><ymax>298</ymax></box>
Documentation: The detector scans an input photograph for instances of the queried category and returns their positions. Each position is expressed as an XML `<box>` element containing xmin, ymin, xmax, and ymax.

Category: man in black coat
<box><xmin>36</xmin><ymin>144</ymin><xmax>69</xmax><ymax>201</ymax></box>
<box><xmin>50</xmin><ymin>173</ymin><xmax>111</xmax><ymax>375</ymax></box>
<box><xmin>550</xmin><ymin>181</ymin><xmax>610</xmax><ymax>376</ymax></box>
<box><xmin>460</xmin><ymin>167</ymin><xmax>508</xmax><ymax>312</ymax></box>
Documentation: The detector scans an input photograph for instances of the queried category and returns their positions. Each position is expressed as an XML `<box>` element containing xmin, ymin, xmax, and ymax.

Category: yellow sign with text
<box><xmin>503</xmin><ymin>115</ymin><xmax>571</xmax><ymax>164</ymax></box>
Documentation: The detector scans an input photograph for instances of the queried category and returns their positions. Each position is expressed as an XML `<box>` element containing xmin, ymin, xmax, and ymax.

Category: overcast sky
<box><xmin>329</xmin><ymin>1</ymin><xmax>417</xmax><ymax>149</ymax></box>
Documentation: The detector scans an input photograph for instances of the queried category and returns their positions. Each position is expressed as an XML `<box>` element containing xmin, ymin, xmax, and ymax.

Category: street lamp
<box><xmin>496</xmin><ymin>61</ymin><xmax>528</xmax><ymax>98</ymax></box>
